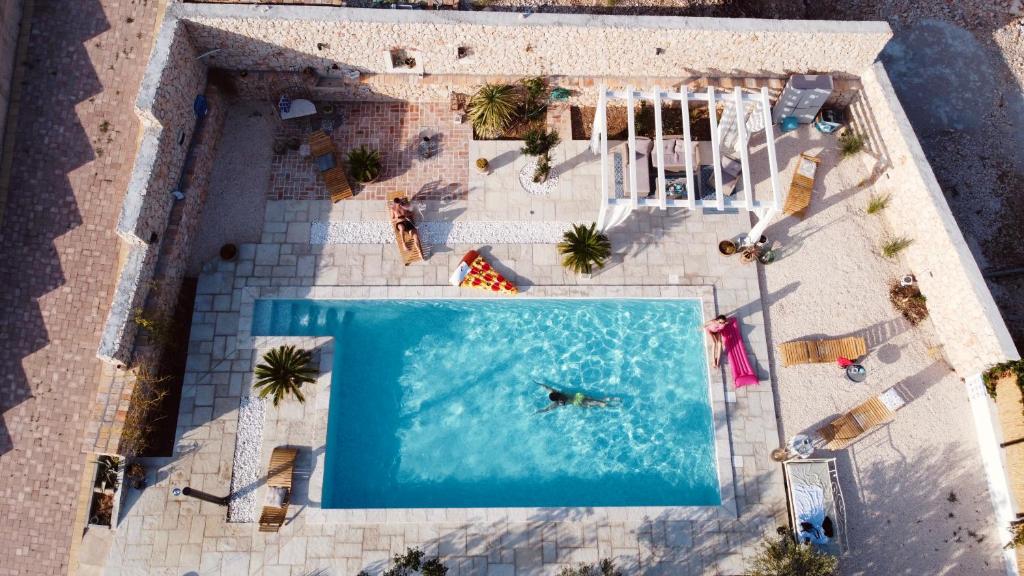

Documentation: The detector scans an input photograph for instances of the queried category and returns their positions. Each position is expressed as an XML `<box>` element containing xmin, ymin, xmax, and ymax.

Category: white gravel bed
<box><xmin>310</xmin><ymin>220</ymin><xmax>576</xmax><ymax>245</ymax></box>
<box><xmin>227</xmin><ymin>393</ymin><xmax>266</xmax><ymax>522</ymax></box>
<box><xmin>518</xmin><ymin>159</ymin><xmax>560</xmax><ymax>196</ymax></box>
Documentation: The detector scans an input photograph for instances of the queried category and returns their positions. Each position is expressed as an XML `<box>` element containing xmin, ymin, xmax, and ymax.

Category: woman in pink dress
<box><xmin>703</xmin><ymin>315</ymin><xmax>729</xmax><ymax>368</ymax></box>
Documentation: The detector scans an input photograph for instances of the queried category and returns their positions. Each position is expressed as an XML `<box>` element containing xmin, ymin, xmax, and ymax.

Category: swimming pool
<box><xmin>252</xmin><ymin>299</ymin><xmax>721</xmax><ymax>508</ymax></box>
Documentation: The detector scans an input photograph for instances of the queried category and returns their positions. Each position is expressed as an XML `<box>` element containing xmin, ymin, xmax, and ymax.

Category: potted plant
<box><xmin>254</xmin><ymin>345</ymin><xmax>319</xmax><ymax>406</ymax></box>
<box><xmin>747</xmin><ymin>534</ymin><xmax>837</xmax><ymax>576</ymax></box>
<box><xmin>475</xmin><ymin>158</ymin><xmax>489</xmax><ymax>173</ymax></box>
<box><xmin>220</xmin><ymin>243</ymin><xmax>238</xmax><ymax>262</ymax></box>
<box><xmin>88</xmin><ymin>455</ymin><xmax>124</xmax><ymax>528</ymax></box>
<box><xmin>558</xmin><ymin>223</ymin><xmax>611</xmax><ymax>275</ymax></box>
<box><xmin>521</xmin><ymin>127</ymin><xmax>560</xmax><ymax>184</ymax></box>
<box><xmin>467</xmin><ymin>83</ymin><xmax>519</xmax><ymax>139</ymax></box>
<box><xmin>347</xmin><ymin>146</ymin><xmax>382</xmax><ymax>184</ymax></box>
<box><xmin>718</xmin><ymin>240</ymin><xmax>737</xmax><ymax>256</ymax></box>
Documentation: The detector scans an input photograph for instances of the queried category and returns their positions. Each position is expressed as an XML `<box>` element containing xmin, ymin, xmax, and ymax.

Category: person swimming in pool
<box><xmin>535</xmin><ymin>383</ymin><xmax>618</xmax><ymax>413</ymax></box>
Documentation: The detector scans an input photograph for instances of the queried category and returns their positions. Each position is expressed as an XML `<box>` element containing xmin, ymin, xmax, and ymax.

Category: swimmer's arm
<box><xmin>536</xmin><ymin>382</ymin><xmax>557</xmax><ymax>393</ymax></box>
<box><xmin>535</xmin><ymin>402</ymin><xmax>559</xmax><ymax>414</ymax></box>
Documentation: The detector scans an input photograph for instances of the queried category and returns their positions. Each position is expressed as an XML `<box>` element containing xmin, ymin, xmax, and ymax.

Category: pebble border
<box><xmin>310</xmin><ymin>220</ymin><xmax>577</xmax><ymax>245</ymax></box>
<box><xmin>518</xmin><ymin>159</ymin><xmax>560</xmax><ymax>196</ymax></box>
<box><xmin>227</xmin><ymin>392</ymin><xmax>266</xmax><ymax>522</ymax></box>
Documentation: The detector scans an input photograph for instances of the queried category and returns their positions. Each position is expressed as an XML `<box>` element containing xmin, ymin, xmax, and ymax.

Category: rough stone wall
<box><xmin>117</xmin><ymin>19</ymin><xmax>208</xmax><ymax>246</ymax></box>
<box><xmin>177</xmin><ymin>5</ymin><xmax>891</xmax><ymax>82</ymax></box>
<box><xmin>856</xmin><ymin>63</ymin><xmax>1019</xmax><ymax>375</ymax></box>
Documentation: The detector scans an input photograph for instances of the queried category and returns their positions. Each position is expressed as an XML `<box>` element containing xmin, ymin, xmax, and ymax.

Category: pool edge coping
<box><xmin>236</xmin><ymin>284</ymin><xmax>740</xmax><ymax>523</ymax></box>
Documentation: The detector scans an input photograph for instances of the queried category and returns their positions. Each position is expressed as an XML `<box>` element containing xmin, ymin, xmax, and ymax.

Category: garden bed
<box><xmin>571</xmin><ymin>103</ymin><xmax>713</xmax><ymax>141</ymax></box>
<box><xmin>471</xmin><ymin>109</ymin><xmax>548</xmax><ymax>140</ymax></box>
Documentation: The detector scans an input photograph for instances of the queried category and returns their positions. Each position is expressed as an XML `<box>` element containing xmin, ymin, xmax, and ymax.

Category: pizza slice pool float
<box><xmin>449</xmin><ymin>250</ymin><xmax>518</xmax><ymax>295</ymax></box>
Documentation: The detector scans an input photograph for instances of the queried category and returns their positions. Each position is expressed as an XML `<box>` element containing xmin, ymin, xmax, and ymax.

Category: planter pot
<box><xmin>739</xmin><ymin>248</ymin><xmax>758</xmax><ymax>264</ymax></box>
<box><xmin>88</xmin><ymin>455</ymin><xmax>124</xmax><ymax>529</ymax></box>
<box><xmin>322</xmin><ymin>104</ymin><xmax>335</xmax><ymax>116</ymax></box>
<box><xmin>718</xmin><ymin>240</ymin><xmax>737</xmax><ymax>256</ymax></box>
<box><xmin>220</xmin><ymin>244</ymin><xmax>238</xmax><ymax>262</ymax></box>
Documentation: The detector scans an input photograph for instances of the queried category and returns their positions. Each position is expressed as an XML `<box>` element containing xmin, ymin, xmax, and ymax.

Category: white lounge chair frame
<box><xmin>590</xmin><ymin>85</ymin><xmax>783</xmax><ymax>244</ymax></box>
<box><xmin>783</xmin><ymin>458</ymin><xmax>848</xmax><ymax>555</ymax></box>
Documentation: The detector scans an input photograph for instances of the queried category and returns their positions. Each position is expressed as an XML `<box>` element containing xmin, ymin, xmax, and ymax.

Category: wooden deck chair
<box><xmin>307</xmin><ymin>130</ymin><xmax>353</xmax><ymax>203</ymax></box>
<box><xmin>258</xmin><ymin>447</ymin><xmax>298</xmax><ymax>533</ymax></box>
<box><xmin>386</xmin><ymin>191</ymin><xmax>424</xmax><ymax>266</ymax></box>
<box><xmin>782</xmin><ymin>153</ymin><xmax>821</xmax><ymax>218</ymax></box>
<box><xmin>816</xmin><ymin>387</ymin><xmax>906</xmax><ymax>450</ymax></box>
<box><xmin>779</xmin><ymin>336</ymin><xmax>867</xmax><ymax>367</ymax></box>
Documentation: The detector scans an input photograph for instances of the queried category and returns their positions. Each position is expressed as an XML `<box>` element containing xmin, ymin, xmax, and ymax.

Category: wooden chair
<box><xmin>386</xmin><ymin>191</ymin><xmax>425</xmax><ymax>266</ymax></box>
<box><xmin>779</xmin><ymin>337</ymin><xmax>867</xmax><ymax>367</ymax></box>
<box><xmin>782</xmin><ymin>153</ymin><xmax>821</xmax><ymax>218</ymax></box>
<box><xmin>816</xmin><ymin>388</ymin><xmax>905</xmax><ymax>450</ymax></box>
<box><xmin>258</xmin><ymin>447</ymin><xmax>298</xmax><ymax>533</ymax></box>
<box><xmin>307</xmin><ymin>130</ymin><xmax>353</xmax><ymax>202</ymax></box>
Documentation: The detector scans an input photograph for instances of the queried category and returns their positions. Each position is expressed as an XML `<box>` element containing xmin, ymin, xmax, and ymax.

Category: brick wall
<box><xmin>855</xmin><ymin>62</ymin><xmax>1019</xmax><ymax>375</ymax></box>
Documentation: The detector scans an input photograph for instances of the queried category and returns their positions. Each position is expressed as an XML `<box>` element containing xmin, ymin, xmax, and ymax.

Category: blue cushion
<box><xmin>315</xmin><ymin>153</ymin><xmax>336</xmax><ymax>172</ymax></box>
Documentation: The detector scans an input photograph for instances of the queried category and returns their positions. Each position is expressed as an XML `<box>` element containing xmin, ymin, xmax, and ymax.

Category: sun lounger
<box><xmin>720</xmin><ymin>317</ymin><xmax>759</xmax><ymax>388</ymax></box>
<box><xmin>387</xmin><ymin>191</ymin><xmax>424</xmax><ymax>266</ymax></box>
<box><xmin>258</xmin><ymin>447</ymin><xmax>298</xmax><ymax>533</ymax></box>
<box><xmin>782</xmin><ymin>153</ymin><xmax>821</xmax><ymax>218</ymax></box>
<box><xmin>308</xmin><ymin>130</ymin><xmax>353</xmax><ymax>203</ymax></box>
<box><xmin>784</xmin><ymin>458</ymin><xmax>847</xmax><ymax>555</ymax></box>
<box><xmin>816</xmin><ymin>387</ymin><xmax>906</xmax><ymax>450</ymax></box>
<box><xmin>779</xmin><ymin>336</ymin><xmax>867</xmax><ymax>367</ymax></box>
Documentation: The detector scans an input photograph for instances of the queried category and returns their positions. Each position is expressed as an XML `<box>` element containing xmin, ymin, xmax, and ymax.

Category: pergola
<box><xmin>590</xmin><ymin>85</ymin><xmax>783</xmax><ymax>244</ymax></box>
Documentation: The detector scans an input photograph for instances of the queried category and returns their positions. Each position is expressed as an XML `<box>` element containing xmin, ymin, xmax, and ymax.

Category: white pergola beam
<box><xmin>596</xmin><ymin>87</ymin><xmax>610</xmax><ymax>229</ymax></box>
<box><xmin>626</xmin><ymin>86</ymin><xmax>639</xmax><ymax>208</ymax></box>
<box><xmin>653</xmin><ymin>86</ymin><xmax>667</xmax><ymax>209</ymax></box>
<box><xmin>760</xmin><ymin>87</ymin><xmax>783</xmax><ymax>210</ymax></box>
<box><xmin>707</xmin><ymin>87</ymin><xmax>725</xmax><ymax>211</ymax></box>
<box><xmin>681</xmin><ymin>87</ymin><xmax>696</xmax><ymax>210</ymax></box>
<box><xmin>733</xmin><ymin>87</ymin><xmax>753</xmax><ymax>211</ymax></box>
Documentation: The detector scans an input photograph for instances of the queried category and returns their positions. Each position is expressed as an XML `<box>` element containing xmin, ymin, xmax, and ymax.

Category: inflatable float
<box><xmin>449</xmin><ymin>250</ymin><xmax>518</xmax><ymax>295</ymax></box>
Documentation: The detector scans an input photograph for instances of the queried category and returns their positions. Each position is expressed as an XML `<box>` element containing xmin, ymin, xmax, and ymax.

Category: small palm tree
<box><xmin>254</xmin><ymin>345</ymin><xmax>318</xmax><ymax>406</ymax></box>
<box><xmin>347</xmin><ymin>145</ymin><xmax>382</xmax><ymax>183</ymax></box>
<box><xmin>558</xmin><ymin>223</ymin><xmax>612</xmax><ymax>275</ymax></box>
<box><xmin>468</xmin><ymin>84</ymin><xmax>519</xmax><ymax>139</ymax></box>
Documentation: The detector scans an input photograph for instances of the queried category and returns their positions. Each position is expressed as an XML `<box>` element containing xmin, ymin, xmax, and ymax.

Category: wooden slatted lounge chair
<box><xmin>308</xmin><ymin>130</ymin><xmax>353</xmax><ymax>203</ymax></box>
<box><xmin>779</xmin><ymin>336</ymin><xmax>867</xmax><ymax>367</ymax></box>
<box><xmin>782</xmin><ymin>153</ymin><xmax>821</xmax><ymax>218</ymax></box>
<box><xmin>816</xmin><ymin>387</ymin><xmax>906</xmax><ymax>450</ymax></box>
<box><xmin>258</xmin><ymin>447</ymin><xmax>298</xmax><ymax>533</ymax></box>
<box><xmin>387</xmin><ymin>191</ymin><xmax>425</xmax><ymax>266</ymax></box>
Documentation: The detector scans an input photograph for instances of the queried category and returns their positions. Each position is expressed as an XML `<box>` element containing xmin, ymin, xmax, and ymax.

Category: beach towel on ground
<box><xmin>720</xmin><ymin>318</ymin><xmax>759</xmax><ymax>387</ymax></box>
<box><xmin>794</xmin><ymin>482</ymin><xmax>830</xmax><ymax>545</ymax></box>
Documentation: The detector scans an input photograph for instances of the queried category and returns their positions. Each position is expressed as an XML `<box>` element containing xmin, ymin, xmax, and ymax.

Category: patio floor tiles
<box><xmin>270</xmin><ymin>101</ymin><xmax>470</xmax><ymax>202</ymax></box>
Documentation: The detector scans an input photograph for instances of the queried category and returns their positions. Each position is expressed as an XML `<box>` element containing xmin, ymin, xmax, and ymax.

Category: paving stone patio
<box><xmin>104</xmin><ymin>104</ymin><xmax>789</xmax><ymax>575</ymax></box>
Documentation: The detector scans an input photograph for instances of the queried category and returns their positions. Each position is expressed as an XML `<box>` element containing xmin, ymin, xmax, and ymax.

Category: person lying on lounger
<box><xmin>535</xmin><ymin>383</ymin><xmax>618</xmax><ymax>413</ymax></box>
<box><xmin>390</xmin><ymin>197</ymin><xmax>424</xmax><ymax>259</ymax></box>
<box><xmin>703</xmin><ymin>314</ymin><xmax>729</xmax><ymax>368</ymax></box>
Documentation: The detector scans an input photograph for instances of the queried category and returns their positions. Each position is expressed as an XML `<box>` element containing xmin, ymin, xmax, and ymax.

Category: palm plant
<box><xmin>347</xmin><ymin>145</ymin><xmax>382</xmax><ymax>183</ymax></box>
<box><xmin>468</xmin><ymin>84</ymin><xmax>519</xmax><ymax>139</ymax></box>
<box><xmin>254</xmin><ymin>345</ymin><xmax>318</xmax><ymax>406</ymax></box>
<box><xmin>558</xmin><ymin>223</ymin><xmax>612</xmax><ymax>274</ymax></box>
<box><xmin>748</xmin><ymin>535</ymin><xmax>838</xmax><ymax>576</ymax></box>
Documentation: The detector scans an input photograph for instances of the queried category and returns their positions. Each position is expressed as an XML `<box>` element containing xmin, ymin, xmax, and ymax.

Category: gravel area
<box><xmin>763</xmin><ymin>133</ymin><xmax>1006</xmax><ymax>575</ymax></box>
<box><xmin>227</xmin><ymin>393</ymin><xmax>266</xmax><ymax>523</ymax></box>
<box><xmin>188</xmin><ymin>102</ymin><xmax>275</xmax><ymax>276</ymax></box>
<box><xmin>311</xmin><ymin>220</ymin><xmax>575</xmax><ymax>244</ymax></box>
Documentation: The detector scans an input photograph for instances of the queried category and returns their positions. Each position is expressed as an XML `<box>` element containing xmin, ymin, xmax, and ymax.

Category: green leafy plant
<box><xmin>881</xmin><ymin>236</ymin><xmax>912</xmax><ymax>258</ymax></box>
<box><xmin>347</xmin><ymin>145</ymin><xmax>382</xmax><ymax>183</ymax></box>
<box><xmin>866</xmin><ymin>193</ymin><xmax>890</xmax><ymax>214</ymax></box>
<box><xmin>982</xmin><ymin>359</ymin><xmax>1024</xmax><ymax>400</ymax></box>
<box><xmin>521</xmin><ymin>127</ymin><xmax>561</xmax><ymax>157</ymax></box>
<box><xmin>475</xmin><ymin>157</ymin><xmax>489</xmax><ymax>172</ymax></box>
<box><xmin>557</xmin><ymin>559</ymin><xmax>621</xmax><ymax>576</ymax></box>
<box><xmin>254</xmin><ymin>345</ymin><xmax>318</xmax><ymax>406</ymax></box>
<box><xmin>838</xmin><ymin>130</ymin><xmax>866</xmax><ymax>158</ymax></box>
<box><xmin>132</xmin><ymin>308</ymin><xmax>176</xmax><ymax>349</ymax></box>
<box><xmin>558</xmin><ymin>223</ymin><xmax>612</xmax><ymax>274</ymax></box>
<box><xmin>468</xmin><ymin>84</ymin><xmax>519</xmax><ymax>139</ymax></box>
<box><xmin>383</xmin><ymin>547</ymin><xmax>448</xmax><ymax>576</ymax></box>
<box><xmin>521</xmin><ymin>76</ymin><xmax>549</xmax><ymax>120</ymax></box>
<box><xmin>533</xmin><ymin>153</ymin><xmax>552</xmax><ymax>183</ymax></box>
<box><xmin>747</xmin><ymin>535</ymin><xmax>838</xmax><ymax>576</ymax></box>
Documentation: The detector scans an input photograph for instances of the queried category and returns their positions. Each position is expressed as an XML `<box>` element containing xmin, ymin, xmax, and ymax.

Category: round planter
<box><xmin>739</xmin><ymin>248</ymin><xmax>758</xmax><ymax>264</ymax></box>
<box><xmin>220</xmin><ymin>244</ymin><xmax>238</xmax><ymax>262</ymax></box>
<box><xmin>718</xmin><ymin>240</ymin><xmax>737</xmax><ymax>256</ymax></box>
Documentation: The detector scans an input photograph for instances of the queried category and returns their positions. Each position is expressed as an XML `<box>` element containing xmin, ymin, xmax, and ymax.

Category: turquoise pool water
<box><xmin>252</xmin><ymin>299</ymin><xmax>720</xmax><ymax>508</ymax></box>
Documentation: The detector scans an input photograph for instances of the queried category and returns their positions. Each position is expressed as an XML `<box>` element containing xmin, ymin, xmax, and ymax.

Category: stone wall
<box><xmin>0</xmin><ymin>0</ymin><xmax>22</xmax><ymax>170</ymax></box>
<box><xmin>856</xmin><ymin>62</ymin><xmax>1019</xmax><ymax>375</ymax></box>
<box><xmin>175</xmin><ymin>4</ymin><xmax>891</xmax><ymax>101</ymax></box>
